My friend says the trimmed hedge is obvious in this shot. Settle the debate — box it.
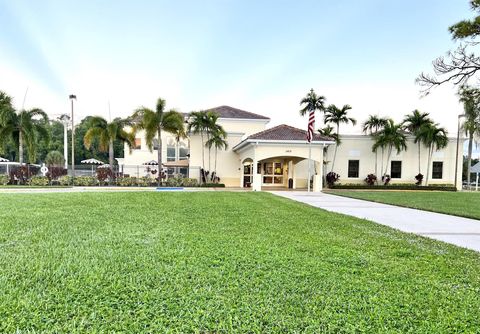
[329,184,456,191]
[29,176,49,186]
[200,183,225,188]
[0,174,8,185]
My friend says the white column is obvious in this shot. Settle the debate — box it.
[252,159,262,191]
[292,162,297,189]
[313,160,322,192]
[240,161,244,188]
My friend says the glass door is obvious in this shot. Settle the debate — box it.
[262,162,283,185]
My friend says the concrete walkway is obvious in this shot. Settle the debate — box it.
[271,191,480,252]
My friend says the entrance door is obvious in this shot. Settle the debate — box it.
[262,162,283,186]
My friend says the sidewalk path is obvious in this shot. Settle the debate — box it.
[271,191,480,252]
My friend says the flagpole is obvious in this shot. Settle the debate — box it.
[308,141,311,192]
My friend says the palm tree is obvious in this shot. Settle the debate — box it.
[0,92,49,164]
[402,110,433,177]
[362,115,389,177]
[324,104,356,172]
[317,125,338,179]
[205,127,228,180]
[204,111,221,171]
[458,86,480,185]
[84,117,134,172]
[132,98,185,185]
[188,111,208,178]
[372,119,407,178]
[299,88,326,117]
[417,123,448,186]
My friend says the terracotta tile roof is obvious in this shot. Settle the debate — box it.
[206,105,270,120]
[246,124,333,141]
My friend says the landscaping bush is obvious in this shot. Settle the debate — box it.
[166,174,184,187]
[46,166,67,180]
[364,174,377,186]
[415,173,424,186]
[9,165,40,185]
[382,174,391,185]
[58,176,73,186]
[330,184,456,191]
[97,168,114,185]
[29,176,49,186]
[326,172,340,187]
[74,176,98,186]
[183,178,198,187]
[116,177,137,187]
[136,177,151,187]
[0,174,9,185]
[200,183,225,188]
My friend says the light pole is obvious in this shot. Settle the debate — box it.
[454,113,465,190]
[69,95,77,183]
[58,114,70,170]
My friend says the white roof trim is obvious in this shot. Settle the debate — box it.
[233,139,335,151]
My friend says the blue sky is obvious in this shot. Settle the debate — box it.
[0,0,475,148]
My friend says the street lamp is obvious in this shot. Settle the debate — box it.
[58,114,70,170]
[69,94,77,182]
[454,113,465,190]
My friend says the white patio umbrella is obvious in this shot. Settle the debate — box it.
[81,158,105,174]
[97,164,111,169]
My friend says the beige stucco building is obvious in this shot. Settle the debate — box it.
[122,106,463,190]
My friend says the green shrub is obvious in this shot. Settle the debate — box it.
[136,177,151,187]
[182,178,198,187]
[330,184,456,191]
[0,174,9,185]
[29,176,49,186]
[200,183,225,188]
[74,176,98,186]
[166,175,184,187]
[58,176,73,186]
[117,177,137,187]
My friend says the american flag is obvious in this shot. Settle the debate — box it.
[306,110,315,142]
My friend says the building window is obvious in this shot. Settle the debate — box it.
[391,161,402,178]
[432,161,443,179]
[348,160,359,178]
[134,138,141,150]
[167,137,176,161]
[178,141,188,160]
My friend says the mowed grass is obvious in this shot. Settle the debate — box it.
[0,192,479,333]
[330,190,480,220]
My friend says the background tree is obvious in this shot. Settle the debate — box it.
[417,123,449,185]
[362,115,389,177]
[188,111,208,177]
[205,126,228,179]
[318,125,338,178]
[402,110,433,178]
[132,98,184,185]
[323,104,356,172]
[372,119,407,178]
[0,95,49,164]
[417,0,480,92]
[84,116,135,172]
[459,86,480,185]
[204,111,222,171]
[300,88,326,117]
[45,150,65,166]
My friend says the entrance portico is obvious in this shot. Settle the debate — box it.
[233,125,334,191]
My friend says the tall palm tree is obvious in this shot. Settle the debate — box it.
[204,111,221,171]
[417,123,448,186]
[84,117,134,172]
[205,126,228,179]
[362,115,389,177]
[318,125,338,178]
[372,119,407,178]
[188,111,208,176]
[324,104,356,172]
[0,93,49,164]
[402,110,433,177]
[299,88,326,117]
[132,98,185,185]
[458,86,480,185]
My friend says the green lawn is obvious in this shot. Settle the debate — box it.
[1,192,479,332]
[330,190,480,220]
